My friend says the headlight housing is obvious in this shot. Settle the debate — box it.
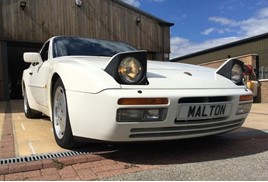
[216,58,245,85]
[118,57,143,84]
[117,108,168,122]
[105,51,148,85]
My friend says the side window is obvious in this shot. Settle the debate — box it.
[40,42,50,61]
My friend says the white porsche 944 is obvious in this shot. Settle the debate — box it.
[22,36,253,148]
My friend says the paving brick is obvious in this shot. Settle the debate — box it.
[58,166,77,178]
[23,170,42,178]
[91,165,118,173]
[41,173,61,181]
[0,175,4,181]
[0,153,13,159]
[111,168,131,176]
[122,166,143,174]
[70,155,88,164]
[5,172,26,181]
[0,147,15,158]
[97,171,115,179]
[57,157,74,166]
[27,173,61,181]
[24,176,44,181]
[137,164,159,171]
[100,159,118,166]
[61,175,81,181]
[0,144,14,150]
[8,163,26,174]
[25,160,43,171]
[73,161,103,171]
[85,154,104,162]
[42,159,54,168]
[76,169,98,180]
[41,167,58,175]
[88,160,104,168]
[0,164,9,175]
[1,138,14,144]
[2,132,13,137]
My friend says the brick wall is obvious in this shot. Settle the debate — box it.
[260,80,268,103]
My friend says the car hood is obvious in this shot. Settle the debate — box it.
[60,56,242,89]
[144,61,239,89]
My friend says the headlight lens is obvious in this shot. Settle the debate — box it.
[231,64,243,84]
[117,108,168,122]
[236,103,252,115]
[118,57,143,83]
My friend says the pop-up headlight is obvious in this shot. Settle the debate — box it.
[216,59,245,85]
[105,51,148,85]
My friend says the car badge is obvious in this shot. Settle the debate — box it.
[184,72,192,76]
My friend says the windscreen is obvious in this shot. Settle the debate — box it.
[53,37,136,58]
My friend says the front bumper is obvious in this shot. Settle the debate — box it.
[66,88,252,142]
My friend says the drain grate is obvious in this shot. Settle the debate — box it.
[0,149,91,165]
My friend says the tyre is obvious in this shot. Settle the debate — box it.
[52,78,75,149]
[23,88,42,118]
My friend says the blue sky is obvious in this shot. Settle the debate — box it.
[121,0,268,58]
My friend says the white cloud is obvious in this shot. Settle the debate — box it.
[208,17,236,25]
[171,7,268,59]
[202,28,215,35]
[208,8,268,37]
[257,7,268,18]
[170,36,239,59]
[121,0,165,7]
[121,0,141,7]
[202,27,235,35]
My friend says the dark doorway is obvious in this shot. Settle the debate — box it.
[7,41,42,99]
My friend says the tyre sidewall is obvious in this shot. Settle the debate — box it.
[23,88,42,118]
[52,78,75,149]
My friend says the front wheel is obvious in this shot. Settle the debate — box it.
[52,78,75,149]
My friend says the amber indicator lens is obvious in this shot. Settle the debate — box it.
[118,98,169,105]
[239,95,253,101]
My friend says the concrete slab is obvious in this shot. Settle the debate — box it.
[0,102,6,140]
[10,100,67,157]
[243,103,268,131]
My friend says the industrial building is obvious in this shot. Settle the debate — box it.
[0,0,174,100]
[171,32,268,102]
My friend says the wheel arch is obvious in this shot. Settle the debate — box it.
[49,73,61,119]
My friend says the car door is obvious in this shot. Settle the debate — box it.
[28,41,51,107]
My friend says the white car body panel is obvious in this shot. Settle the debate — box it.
[66,88,251,141]
[22,36,253,144]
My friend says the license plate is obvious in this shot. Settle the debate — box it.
[177,103,232,120]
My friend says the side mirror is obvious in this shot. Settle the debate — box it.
[23,52,39,63]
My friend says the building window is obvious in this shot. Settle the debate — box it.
[259,66,268,79]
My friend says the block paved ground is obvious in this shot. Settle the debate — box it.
[0,100,267,180]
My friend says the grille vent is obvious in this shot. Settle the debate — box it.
[178,96,231,103]
[0,150,91,165]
